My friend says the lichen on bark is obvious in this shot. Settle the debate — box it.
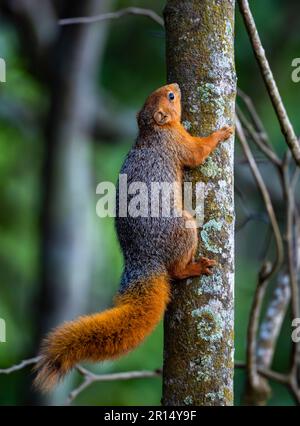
[162,0,236,406]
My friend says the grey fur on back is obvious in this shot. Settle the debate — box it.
[115,129,196,292]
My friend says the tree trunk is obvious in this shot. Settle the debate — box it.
[162,0,236,406]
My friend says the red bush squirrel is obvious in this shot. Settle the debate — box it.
[35,83,233,391]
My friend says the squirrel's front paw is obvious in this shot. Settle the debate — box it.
[215,125,234,142]
[198,256,217,276]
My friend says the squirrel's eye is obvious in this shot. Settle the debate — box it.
[168,92,175,101]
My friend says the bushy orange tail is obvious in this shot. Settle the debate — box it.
[34,274,170,392]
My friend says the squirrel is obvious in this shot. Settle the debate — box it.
[34,83,233,391]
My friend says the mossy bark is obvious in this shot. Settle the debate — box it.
[162,0,236,406]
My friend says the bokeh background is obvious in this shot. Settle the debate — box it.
[0,0,299,405]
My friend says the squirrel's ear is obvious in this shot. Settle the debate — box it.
[153,109,170,125]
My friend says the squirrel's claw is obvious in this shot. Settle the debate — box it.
[218,125,234,141]
[198,257,217,275]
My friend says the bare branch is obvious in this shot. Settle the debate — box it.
[236,117,284,404]
[67,367,161,405]
[282,161,300,373]
[0,356,161,405]
[243,148,300,406]
[237,88,269,144]
[236,118,284,272]
[0,356,42,374]
[235,361,300,404]
[58,7,164,28]
[235,361,289,385]
[236,105,282,167]
[257,273,291,369]
[238,0,300,166]
[245,262,273,404]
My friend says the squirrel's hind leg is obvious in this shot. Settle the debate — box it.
[168,218,217,279]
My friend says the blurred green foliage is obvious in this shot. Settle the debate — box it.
[0,0,299,405]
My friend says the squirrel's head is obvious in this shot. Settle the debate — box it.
[137,83,181,130]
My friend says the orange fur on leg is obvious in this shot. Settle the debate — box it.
[34,275,170,392]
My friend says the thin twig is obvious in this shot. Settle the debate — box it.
[58,7,164,28]
[235,361,300,404]
[282,160,300,374]
[66,367,162,405]
[257,273,291,369]
[0,356,161,404]
[236,118,284,272]
[238,0,300,166]
[251,152,300,405]
[236,105,282,167]
[236,117,284,404]
[259,368,289,385]
[237,88,269,145]
[0,356,42,374]
[235,361,289,385]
